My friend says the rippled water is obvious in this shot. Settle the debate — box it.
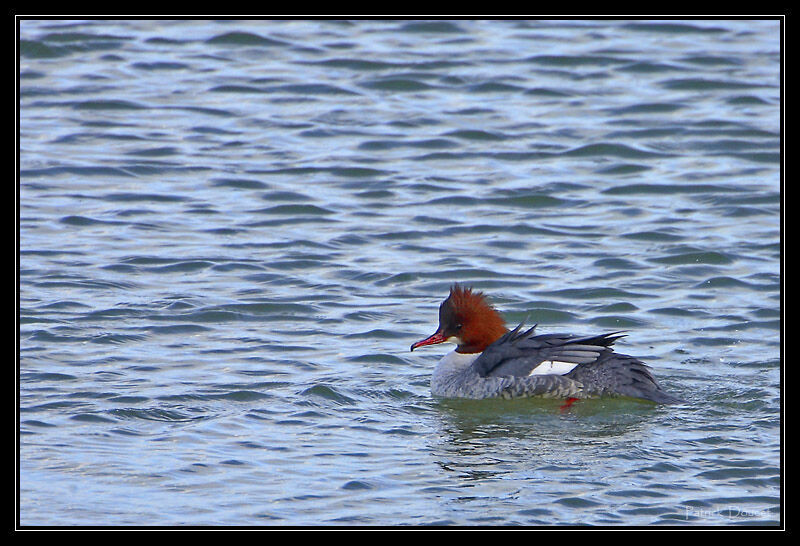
[18,19,781,526]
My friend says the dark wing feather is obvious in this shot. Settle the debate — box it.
[470,323,625,378]
[566,352,685,404]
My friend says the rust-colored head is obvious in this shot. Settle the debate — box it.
[410,284,509,354]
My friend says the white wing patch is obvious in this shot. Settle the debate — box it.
[528,360,580,376]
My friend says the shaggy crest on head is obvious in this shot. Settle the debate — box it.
[446,284,491,317]
[444,285,509,353]
[408,284,509,354]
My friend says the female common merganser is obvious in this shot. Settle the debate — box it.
[410,285,683,404]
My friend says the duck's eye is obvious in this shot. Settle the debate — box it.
[455,323,463,330]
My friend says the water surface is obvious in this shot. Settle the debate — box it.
[19,18,781,526]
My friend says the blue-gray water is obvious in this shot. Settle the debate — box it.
[19,19,781,526]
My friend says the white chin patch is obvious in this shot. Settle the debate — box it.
[529,360,579,376]
[445,336,462,345]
